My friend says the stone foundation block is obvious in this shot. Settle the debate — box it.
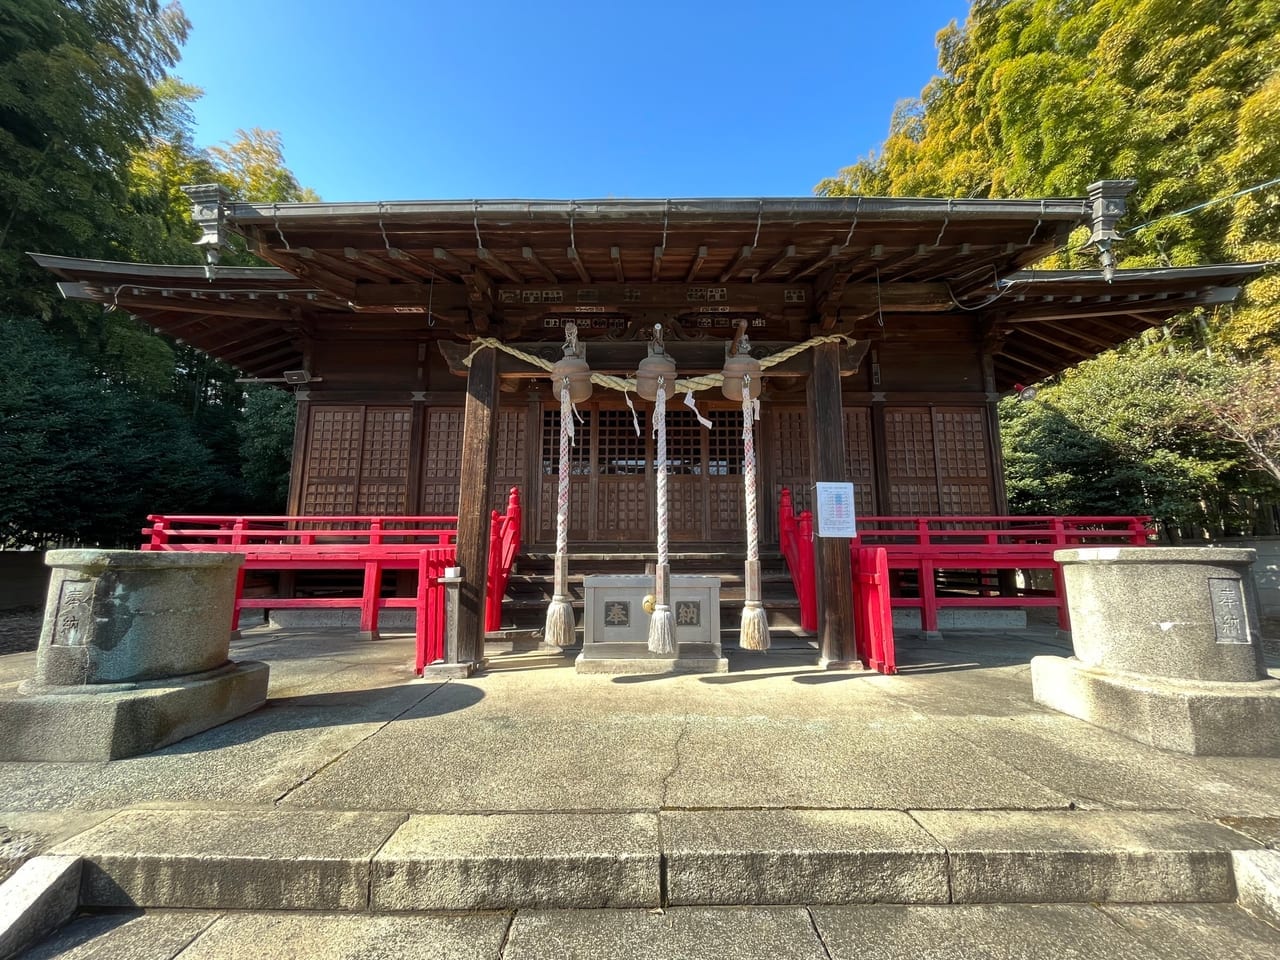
[661,809,949,905]
[0,661,270,761]
[1031,655,1280,757]
[56,808,407,911]
[912,810,1254,903]
[372,812,660,910]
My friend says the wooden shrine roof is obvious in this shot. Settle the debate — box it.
[30,195,1267,390]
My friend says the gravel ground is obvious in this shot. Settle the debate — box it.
[0,608,41,655]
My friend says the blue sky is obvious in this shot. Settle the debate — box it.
[174,1,972,201]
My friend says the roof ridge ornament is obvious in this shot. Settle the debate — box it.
[1088,179,1138,282]
[180,183,230,277]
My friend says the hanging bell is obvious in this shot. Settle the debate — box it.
[635,351,677,402]
[721,351,763,402]
[550,353,593,403]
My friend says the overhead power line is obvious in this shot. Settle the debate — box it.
[1122,176,1280,236]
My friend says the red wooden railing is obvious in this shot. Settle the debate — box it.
[778,489,1153,639]
[778,489,817,633]
[486,487,522,634]
[142,488,522,674]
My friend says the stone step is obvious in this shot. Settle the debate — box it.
[48,807,1259,913]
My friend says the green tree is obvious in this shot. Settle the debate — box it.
[817,0,1280,352]
[238,387,297,511]
[1001,348,1275,537]
[0,316,222,546]
[0,0,190,317]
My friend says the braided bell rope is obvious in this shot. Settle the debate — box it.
[460,333,856,396]
[556,382,571,558]
[742,376,758,565]
[654,381,668,567]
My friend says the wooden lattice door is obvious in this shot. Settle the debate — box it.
[883,406,994,515]
[537,401,751,544]
[298,405,413,515]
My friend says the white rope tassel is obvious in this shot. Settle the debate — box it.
[543,382,576,648]
[739,374,770,650]
[648,380,676,655]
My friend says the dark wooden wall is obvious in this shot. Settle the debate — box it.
[287,327,1005,544]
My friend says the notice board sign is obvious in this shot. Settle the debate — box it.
[815,482,857,538]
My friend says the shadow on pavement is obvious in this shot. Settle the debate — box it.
[158,681,485,755]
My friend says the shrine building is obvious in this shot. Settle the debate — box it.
[31,182,1265,657]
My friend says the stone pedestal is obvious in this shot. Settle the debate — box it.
[1031,547,1280,756]
[576,575,726,674]
[0,550,268,761]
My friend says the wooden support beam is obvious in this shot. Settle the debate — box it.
[266,251,357,301]
[1015,323,1099,360]
[386,247,452,283]
[522,246,559,283]
[754,243,796,282]
[453,345,499,664]
[566,247,592,283]
[476,247,524,284]
[719,245,754,283]
[1040,319,1120,351]
[434,247,473,275]
[438,338,867,378]
[611,245,625,282]
[807,341,856,666]
[292,247,371,283]
[112,295,296,322]
[343,247,423,284]
[685,245,708,282]
[788,244,842,282]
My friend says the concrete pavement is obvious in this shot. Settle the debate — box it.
[2,625,1278,956]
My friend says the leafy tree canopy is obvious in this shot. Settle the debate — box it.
[817,0,1280,353]
[0,0,190,317]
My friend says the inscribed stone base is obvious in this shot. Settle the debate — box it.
[574,653,729,676]
[1031,655,1280,757]
[0,661,269,761]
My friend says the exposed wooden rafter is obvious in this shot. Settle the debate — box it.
[522,246,559,283]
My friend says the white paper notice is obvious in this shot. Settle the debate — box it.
[815,482,857,538]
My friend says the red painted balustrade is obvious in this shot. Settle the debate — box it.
[142,488,522,675]
[778,489,1153,662]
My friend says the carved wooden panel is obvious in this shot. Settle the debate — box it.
[884,408,940,514]
[419,407,463,515]
[842,406,876,518]
[540,406,592,542]
[665,409,704,542]
[883,406,993,516]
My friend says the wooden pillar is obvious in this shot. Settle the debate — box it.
[807,341,857,666]
[453,346,499,664]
